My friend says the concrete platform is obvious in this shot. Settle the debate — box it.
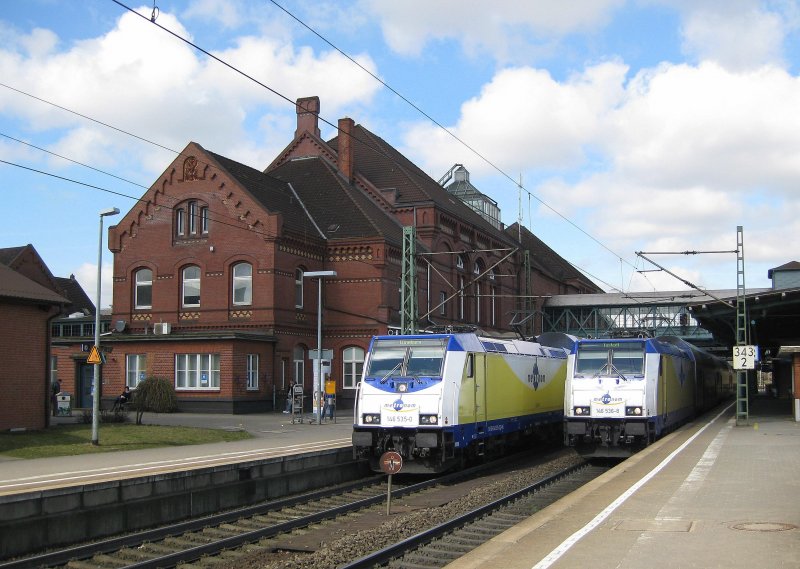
[444,396,800,569]
[0,410,353,495]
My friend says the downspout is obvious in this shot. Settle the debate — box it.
[46,303,65,427]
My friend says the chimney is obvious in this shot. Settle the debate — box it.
[338,117,354,182]
[295,96,320,138]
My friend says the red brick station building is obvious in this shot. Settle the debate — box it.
[2,97,600,427]
[102,96,598,414]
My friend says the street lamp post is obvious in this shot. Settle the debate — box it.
[303,270,336,425]
[92,207,120,445]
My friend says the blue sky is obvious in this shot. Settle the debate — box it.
[2,0,800,309]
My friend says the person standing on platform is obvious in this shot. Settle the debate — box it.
[283,381,294,413]
[51,379,61,416]
[322,375,336,422]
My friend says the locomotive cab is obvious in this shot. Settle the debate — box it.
[352,336,455,473]
[564,340,654,456]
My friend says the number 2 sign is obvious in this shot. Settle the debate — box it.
[732,345,757,370]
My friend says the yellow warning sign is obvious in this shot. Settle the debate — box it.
[87,345,103,365]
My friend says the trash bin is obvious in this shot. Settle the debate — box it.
[56,393,72,417]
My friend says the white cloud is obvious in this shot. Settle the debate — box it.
[182,0,245,29]
[74,261,114,311]
[0,7,381,176]
[402,62,629,177]
[658,0,798,70]
[605,62,800,195]
[680,6,785,70]
[361,0,625,60]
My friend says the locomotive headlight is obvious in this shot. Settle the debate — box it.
[420,414,438,425]
[362,413,381,424]
[573,406,590,416]
[397,382,408,393]
[626,406,643,416]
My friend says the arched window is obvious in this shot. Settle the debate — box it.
[134,268,153,309]
[182,265,201,307]
[232,263,252,305]
[295,268,304,308]
[293,345,305,388]
[343,347,365,389]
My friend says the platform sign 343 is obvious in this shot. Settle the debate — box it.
[732,345,758,370]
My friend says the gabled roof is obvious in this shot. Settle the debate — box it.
[507,223,602,292]
[328,124,516,243]
[0,263,67,305]
[55,275,95,315]
[0,245,26,266]
[205,149,325,238]
[268,156,405,244]
[768,261,800,278]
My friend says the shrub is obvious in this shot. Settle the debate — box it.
[79,409,129,424]
[131,376,178,425]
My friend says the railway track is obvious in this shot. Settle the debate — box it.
[343,462,608,569]
[2,451,571,569]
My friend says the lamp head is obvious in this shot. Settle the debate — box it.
[100,207,120,217]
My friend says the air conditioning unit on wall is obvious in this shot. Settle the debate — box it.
[153,322,171,335]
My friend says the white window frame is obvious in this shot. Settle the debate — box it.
[50,355,58,385]
[188,201,197,234]
[182,266,201,307]
[175,353,220,390]
[201,206,209,234]
[176,208,185,236]
[439,291,446,316]
[232,263,253,305]
[343,346,365,389]
[135,268,153,309]
[293,345,305,388]
[246,354,259,390]
[126,354,147,387]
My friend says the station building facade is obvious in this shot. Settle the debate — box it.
[99,96,600,413]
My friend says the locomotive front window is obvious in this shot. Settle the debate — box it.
[576,342,645,377]
[612,346,645,375]
[366,338,447,378]
[576,346,609,375]
[406,345,445,377]
[367,347,406,377]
